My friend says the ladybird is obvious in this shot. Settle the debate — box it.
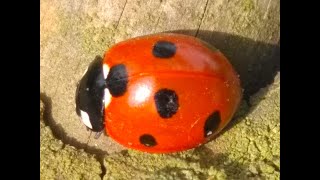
[75,33,242,153]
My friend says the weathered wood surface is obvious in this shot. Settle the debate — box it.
[40,0,279,155]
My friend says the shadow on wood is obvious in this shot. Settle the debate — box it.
[40,92,108,156]
[166,30,280,102]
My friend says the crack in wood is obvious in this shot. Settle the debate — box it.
[195,0,209,37]
[115,0,128,30]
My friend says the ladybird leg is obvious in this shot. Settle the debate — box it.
[94,130,104,139]
[86,127,91,131]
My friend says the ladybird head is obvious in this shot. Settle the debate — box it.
[75,56,105,132]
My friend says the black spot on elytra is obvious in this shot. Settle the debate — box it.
[154,89,179,118]
[106,64,128,97]
[152,41,176,58]
[140,134,157,147]
[204,111,221,137]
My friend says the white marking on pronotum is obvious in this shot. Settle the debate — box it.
[104,88,112,108]
[103,64,110,79]
[80,110,93,129]
[82,67,89,77]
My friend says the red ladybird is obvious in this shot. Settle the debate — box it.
[75,33,242,153]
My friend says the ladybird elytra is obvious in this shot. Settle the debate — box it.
[75,33,242,153]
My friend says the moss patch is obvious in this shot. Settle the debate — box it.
[40,101,102,180]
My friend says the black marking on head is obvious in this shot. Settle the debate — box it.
[75,55,105,132]
[106,64,128,97]
[152,41,176,58]
[154,88,179,118]
[204,111,221,137]
[140,134,157,147]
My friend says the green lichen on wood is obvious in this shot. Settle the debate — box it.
[104,150,228,180]
[54,6,115,56]
[40,101,102,180]
[241,0,255,12]
[80,26,116,55]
